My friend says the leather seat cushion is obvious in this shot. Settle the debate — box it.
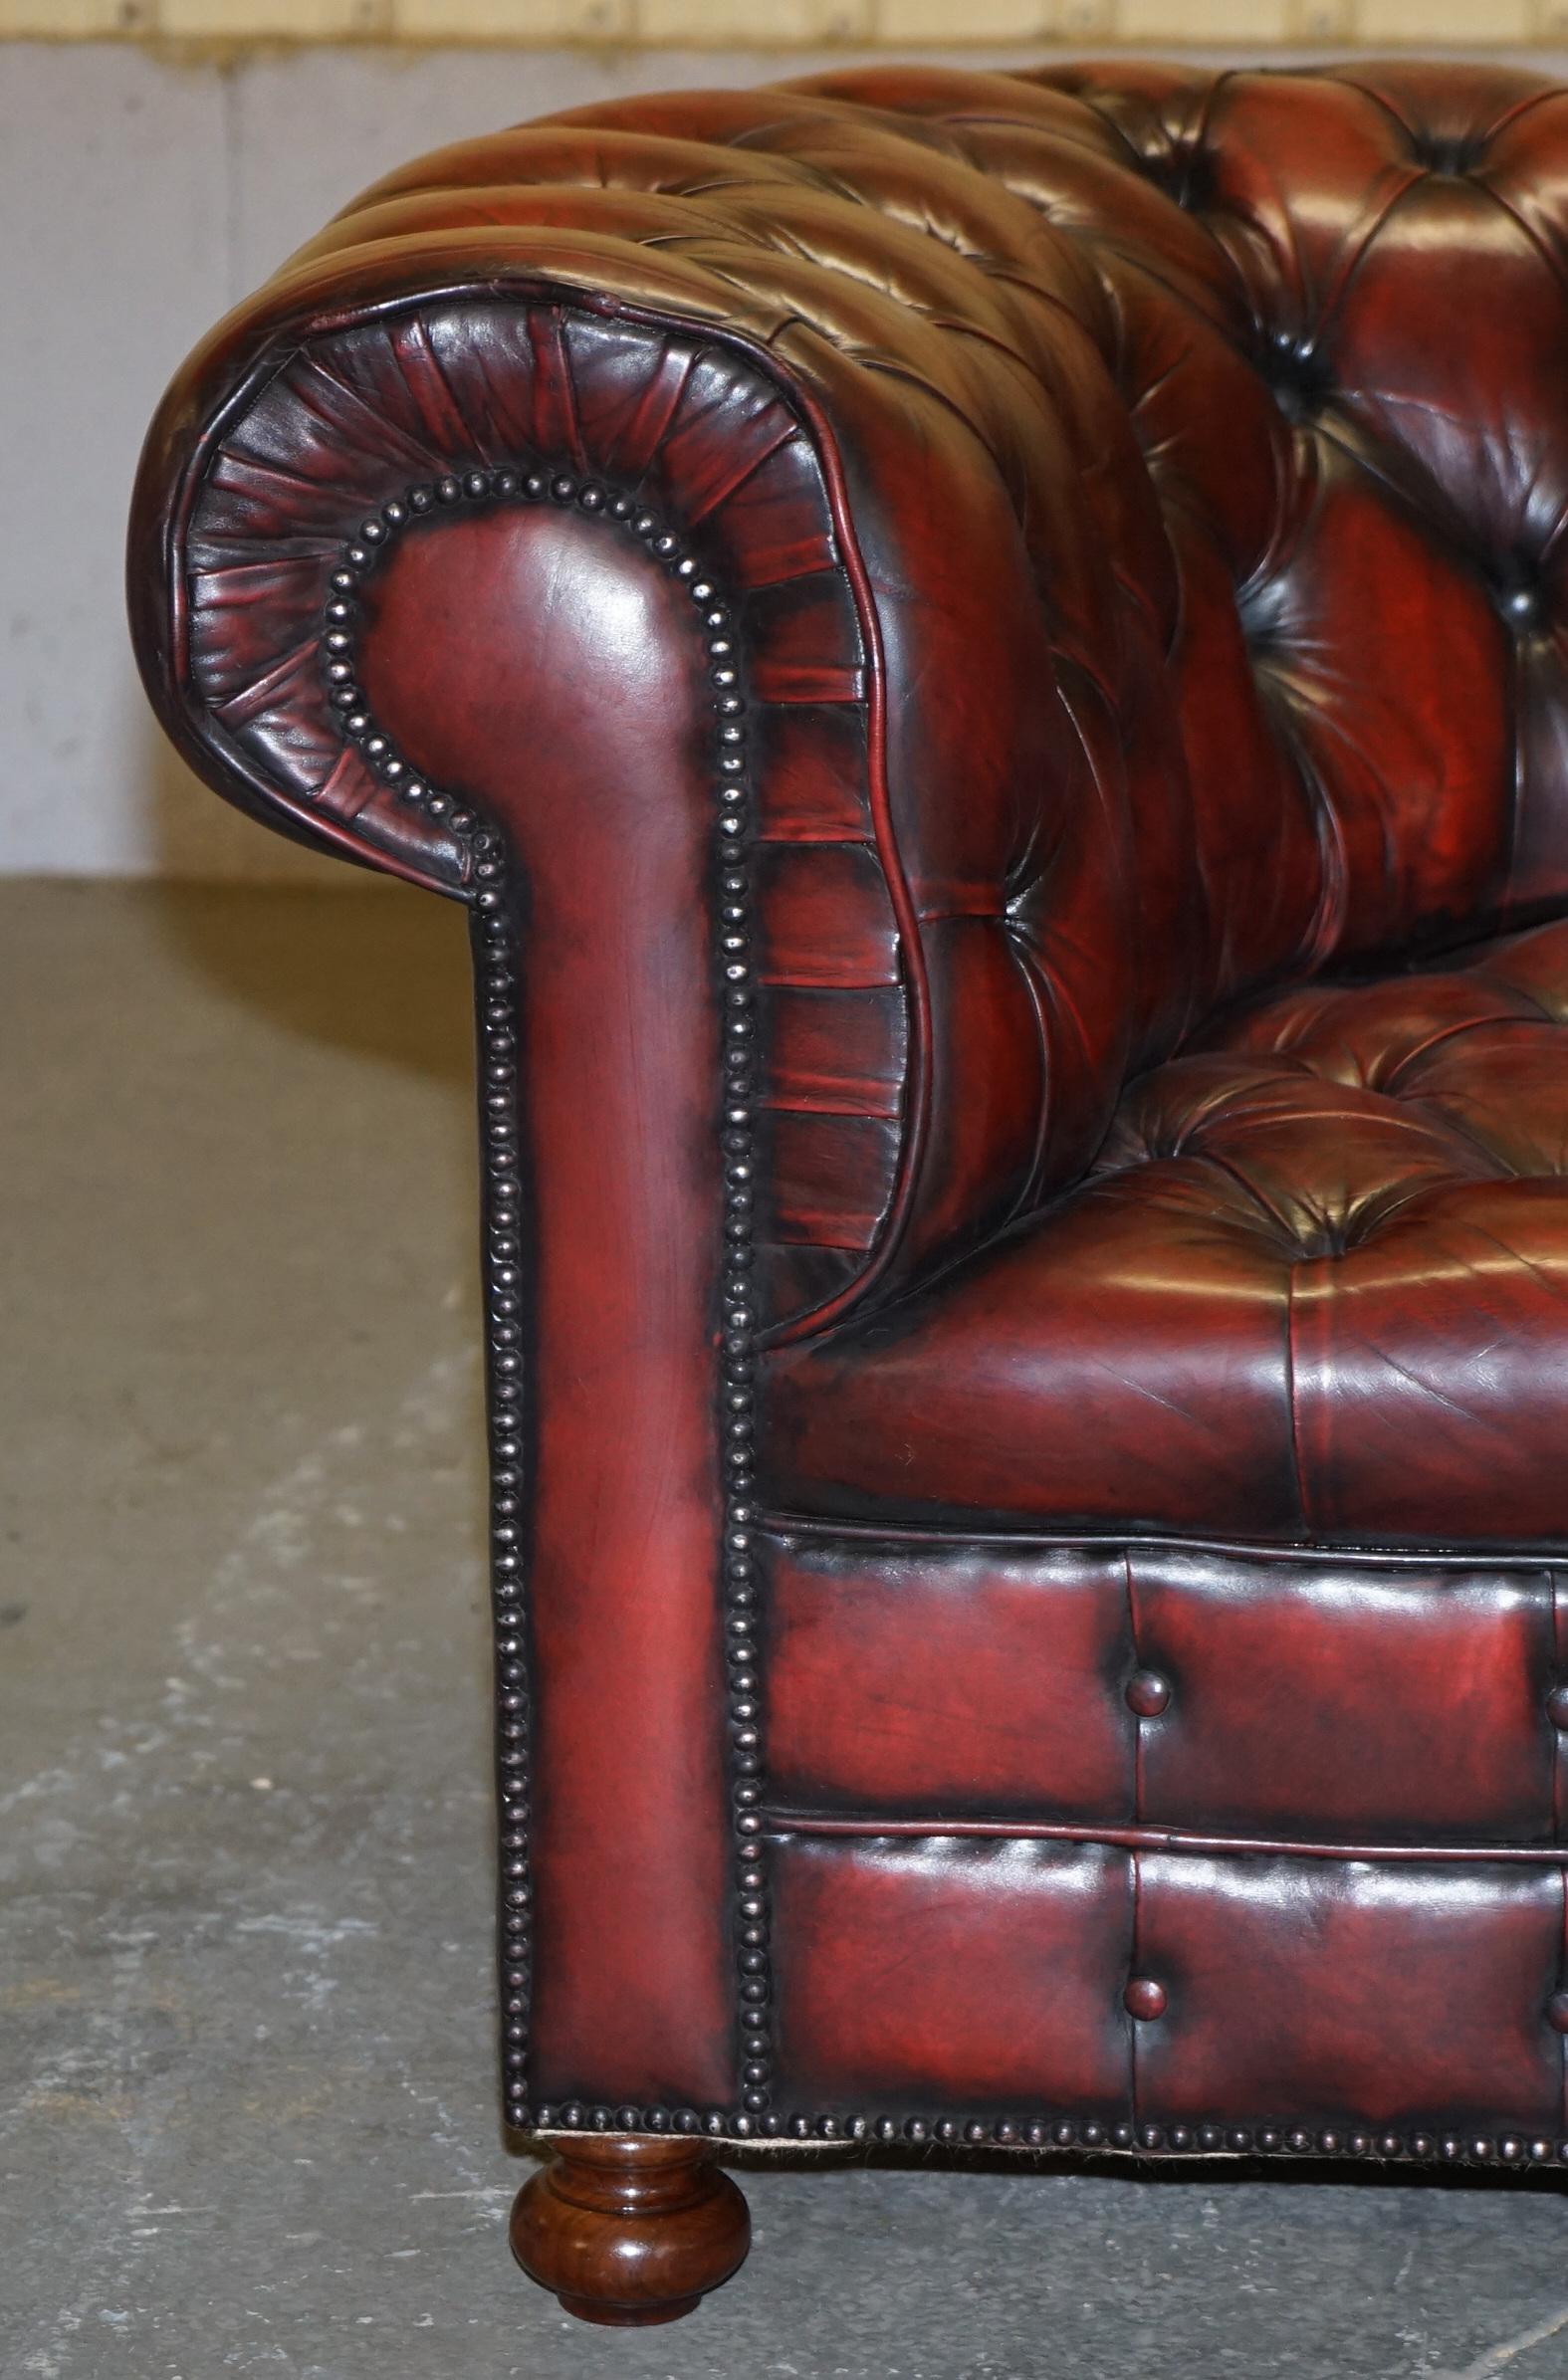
[763,917,1568,1546]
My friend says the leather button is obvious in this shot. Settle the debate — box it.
[1125,1669,1172,1718]
[1124,1978,1168,2022]
[1547,1685,1568,1729]
[1547,1992,1568,2035]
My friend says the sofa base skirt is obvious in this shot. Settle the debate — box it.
[764,1826,1568,2139]
[515,1819,1568,2164]
[512,1525,1568,2160]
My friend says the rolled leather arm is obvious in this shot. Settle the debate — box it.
[126,68,1218,1342]
[124,61,1289,2120]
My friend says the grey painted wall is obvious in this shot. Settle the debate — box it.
[3,39,1553,876]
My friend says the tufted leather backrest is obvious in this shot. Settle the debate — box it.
[353,61,1568,1311]
[137,61,1568,1334]
[582,58,1568,1014]
[995,59,1568,967]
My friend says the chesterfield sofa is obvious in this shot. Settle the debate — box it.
[131,56,1568,2325]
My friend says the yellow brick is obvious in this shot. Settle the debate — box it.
[0,0,148,28]
[876,0,1047,34]
[1052,0,1115,33]
[393,0,633,36]
[1288,0,1353,38]
[1360,0,1530,33]
[153,0,387,31]
[1118,0,1291,38]
[638,0,870,40]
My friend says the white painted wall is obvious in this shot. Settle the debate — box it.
[3,39,1559,876]
[6,42,885,879]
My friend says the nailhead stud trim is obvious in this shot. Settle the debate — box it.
[315,460,1567,2174]
[521,2107,1568,2165]
[475,862,532,2132]
[319,459,771,2129]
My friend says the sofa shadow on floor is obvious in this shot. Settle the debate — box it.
[8,876,1568,2378]
[139,710,474,1088]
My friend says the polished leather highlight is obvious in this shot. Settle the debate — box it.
[128,60,1568,2182]
[763,1532,1568,1846]
[769,1836,1568,2135]
[141,60,1568,1337]
[364,500,739,2109]
[765,919,1568,1542]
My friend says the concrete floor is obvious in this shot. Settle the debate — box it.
[6,880,1568,2380]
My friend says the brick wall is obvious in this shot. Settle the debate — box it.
[5,0,1565,53]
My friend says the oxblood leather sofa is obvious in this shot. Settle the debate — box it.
[131,55,1568,2325]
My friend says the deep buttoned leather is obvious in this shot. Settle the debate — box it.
[765,917,1568,1542]
[129,60,1568,2163]
[138,60,1568,1336]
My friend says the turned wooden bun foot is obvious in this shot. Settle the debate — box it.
[510,2136,750,2326]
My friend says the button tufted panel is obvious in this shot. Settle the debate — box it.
[132,60,1568,1336]
[128,59,1568,2179]
[766,1834,1568,2138]
[761,1532,1568,1846]
[765,918,1568,1543]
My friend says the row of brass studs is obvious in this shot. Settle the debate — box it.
[320,460,772,2126]
[474,864,531,2126]
[323,487,531,2119]
[705,541,772,2120]
[522,2101,1568,2165]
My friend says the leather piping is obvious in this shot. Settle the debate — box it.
[762,1809,1568,1866]
[762,1509,1568,1569]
